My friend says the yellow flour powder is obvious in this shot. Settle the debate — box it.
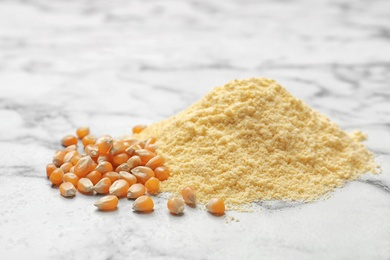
[137,78,378,206]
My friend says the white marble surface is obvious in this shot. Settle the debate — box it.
[1,0,390,259]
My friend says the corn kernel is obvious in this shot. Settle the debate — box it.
[127,156,141,170]
[118,171,137,186]
[97,136,113,155]
[63,150,79,164]
[53,150,66,167]
[145,155,165,170]
[112,153,128,168]
[76,126,89,139]
[60,162,73,173]
[132,125,147,134]
[93,177,111,194]
[167,197,185,215]
[82,134,96,147]
[109,179,130,198]
[59,182,77,197]
[206,198,225,215]
[135,149,155,164]
[182,186,196,205]
[74,156,93,178]
[154,166,170,181]
[132,195,154,212]
[95,161,113,174]
[145,177,160,195]
[127,183,146,199]
[94,195,118,211]
[131,166,155,184]
[86,170,102,185]
[77,178,94,194]
[61,135,78,147]
[50,168,64,185]
[115,163,130,173]
[102,171,119,183]
[63,172,79,187]
[46,163,57,178]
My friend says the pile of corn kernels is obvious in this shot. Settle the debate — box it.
[45,126,225,215]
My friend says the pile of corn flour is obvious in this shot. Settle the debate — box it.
[137,78,378,207]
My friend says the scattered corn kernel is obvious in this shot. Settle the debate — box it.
[53,150,66,167]
[109,179,130,198]
[167,197,185,215]
[60,162,73,173]
[145,155,165,170]
[127,156,141,170]
[85,144,99,158]
[50,168,64,185]
[135,149,155,164]
[63,172,79,187]
[76,126,90,139]
[94,195,118,211]
[118,171,137,186]
[64,144,77,152]
[59,182,77,197]
[86,170,102,185]
[46,163,57,178]
[77,178,94,194]
[102,171,119,183]
[97,136,113,155]
[131,166,155,184]
[132,125,147,134]
[154,166,170,181]
[95,161,113,174]
[145,177,160,195]
[82,134,96,147]
[132,195,154,212]
[61,135,78,147]
[93,177,111,194]
[182,186,196,205]
[112,153,128,167]
[63,150,79,164]
[74,156,93,178]
[127,183,146,199]
[206,198,225,215]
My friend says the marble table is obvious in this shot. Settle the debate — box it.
[1,0,389,259]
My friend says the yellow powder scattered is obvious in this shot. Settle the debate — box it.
[137,78,379,207]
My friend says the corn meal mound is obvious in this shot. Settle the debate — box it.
[137,78,378,206]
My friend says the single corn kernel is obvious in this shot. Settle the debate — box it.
[115,163,130,173]
[145,155,165,170]
[85,144,99,158]
[118,171,137,186]
[74,156,93,178]
[167,197,185,215]
[93,177,111,194]
[46,163,57,178]
[144,144,158,153]
[52,150,67,167]
[94,195,118,211]
[97,136,113,155]
[131,166,155,184]
[132,125,147,134]
[112,153,128,168]
[182,186,196,205]
[127,156,142,170]
[135,149,155,164]
[206,198,225,215]
[125,144,142,157]
[64,144,77,152]
[61,135,78,147]
[154,166,170,181]
[60,162,73,173]
[109,140,124,156]
[102,171,119,183]
[109,179,130,198]
[82,134,97,147]
[86,170,102,185]
[145,177,160,195]
[63,150,79,164]
[132,195,154,212]
[63,172,79,187]
[97,154,113,164]
[127,183,146,199]
[144,137,156,146]
[59,182,77,197]
[76,126,90,139]
[77,178,94,194]
[50,168,64,185]
[71,154,82,166]
[95,161,113,174]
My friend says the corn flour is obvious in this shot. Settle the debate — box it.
[137,78,378,206]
